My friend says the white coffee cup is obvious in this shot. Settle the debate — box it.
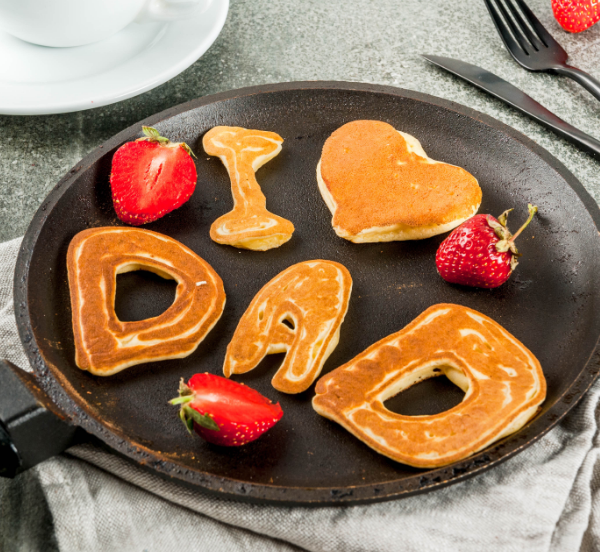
[0,0,213,48]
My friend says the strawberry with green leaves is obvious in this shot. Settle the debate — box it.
[110,126,197,225]
[436,204,537,289]
[170,374,283,446]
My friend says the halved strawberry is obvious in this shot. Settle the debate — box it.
[169,374,283,446]
[110,126,197,225]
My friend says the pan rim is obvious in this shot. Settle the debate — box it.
[14,80,600,506]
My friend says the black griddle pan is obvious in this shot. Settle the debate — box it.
[4,82,600,506]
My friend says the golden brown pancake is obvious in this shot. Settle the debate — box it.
[203,126,295,251]
[67,227,226,376]
[312,304,546,468]
[318,120,482,243]
[223,260,352,394]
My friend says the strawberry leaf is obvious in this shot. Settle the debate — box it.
[142,126,160,139]
[141,126,170,145]
[171,377,220,434]
[179,407,194,435]
[180,142,198,159]
[178,377,193,396]
[169,379,194,405]
[183,405,220,431]
[140,126,196,158]
[487,216,512,241]
[497,208,513,227]
[495,239,511,253]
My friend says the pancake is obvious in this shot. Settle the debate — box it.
[318,120,482,243]
[224,260,352,394]
[203,126,295,251]
[312,304,546,468]
[67,227,226,376]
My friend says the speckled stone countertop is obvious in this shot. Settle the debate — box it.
[1,0,600,241]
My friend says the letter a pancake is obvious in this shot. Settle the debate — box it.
[318,120,482,243]
[67,227,226,376]
[313,304,546,468]
[203,126,294,251]
[224,260,352,394]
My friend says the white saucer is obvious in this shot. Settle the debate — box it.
[0,0,229,115]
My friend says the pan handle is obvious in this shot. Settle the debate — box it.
[0,359,80,478]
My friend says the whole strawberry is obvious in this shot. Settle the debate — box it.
[552,0,600,33]
[436,204,537,289]
[110,126,197,225]
[169,374,283,446]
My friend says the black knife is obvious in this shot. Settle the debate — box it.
[422,55,600,160]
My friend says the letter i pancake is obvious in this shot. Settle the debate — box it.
[203,126,295,251]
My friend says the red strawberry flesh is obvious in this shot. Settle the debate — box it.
[436,204,537,289]
[436,214,513,288]
[552,0,600,33]
[110,127,197,226]
[170,373,283,447]
[189,373,280,425]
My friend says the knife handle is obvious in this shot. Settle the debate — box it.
[531,109,600,161]
[422,55,600,161]
[554,65,600,104]
[503,91,600,160]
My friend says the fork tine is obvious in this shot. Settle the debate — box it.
[504,0,544,50]
[516,0,563,50]
[484,0,530,57]
[493,0,532,53]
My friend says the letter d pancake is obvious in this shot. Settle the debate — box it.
[67,227,226,376]
[312,304,546,468]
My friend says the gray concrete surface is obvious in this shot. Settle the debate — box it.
[1,2,599,549]
[1,0,600,241]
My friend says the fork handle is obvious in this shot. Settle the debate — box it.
[554,65,600,103]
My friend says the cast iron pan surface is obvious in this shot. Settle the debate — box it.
[14,82,600,505]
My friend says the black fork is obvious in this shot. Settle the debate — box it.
[485,0,600,102]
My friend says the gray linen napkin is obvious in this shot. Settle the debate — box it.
[1,235,600,552]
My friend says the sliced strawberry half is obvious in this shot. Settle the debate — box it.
[169,373,283,446]
[110,126,197,226]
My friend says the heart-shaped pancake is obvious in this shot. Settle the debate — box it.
[317,120,482,243]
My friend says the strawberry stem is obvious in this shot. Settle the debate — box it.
[509,204,538,243]
[169,395,194,406]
